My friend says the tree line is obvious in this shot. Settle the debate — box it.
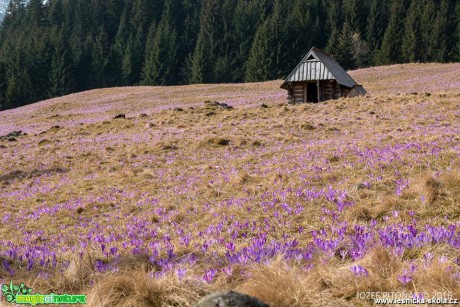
[0,0,459,110]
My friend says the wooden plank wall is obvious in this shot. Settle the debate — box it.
[287,88,294,104]
[291,83,304,104]
[322,81,333,101]
[333,81,342,99]
[287,80,345,103]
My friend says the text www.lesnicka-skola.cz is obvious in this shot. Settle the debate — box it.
[357,292,459,305]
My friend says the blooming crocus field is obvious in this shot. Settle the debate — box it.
[1,63,460,306]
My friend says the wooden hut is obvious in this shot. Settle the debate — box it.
[280,47,367,103]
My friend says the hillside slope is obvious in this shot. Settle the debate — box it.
[1,63,459,134]
[1,63,460,306]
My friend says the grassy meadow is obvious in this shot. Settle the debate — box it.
[1,63,460,306]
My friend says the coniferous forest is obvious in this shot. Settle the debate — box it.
[0,0,459,110]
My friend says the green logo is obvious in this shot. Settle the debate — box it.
[1,281,86,305]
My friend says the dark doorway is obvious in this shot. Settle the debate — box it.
[307,82,318,103]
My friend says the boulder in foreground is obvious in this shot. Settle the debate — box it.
[195,290,268,307]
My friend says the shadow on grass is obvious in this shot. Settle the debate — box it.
[0,167,68,183]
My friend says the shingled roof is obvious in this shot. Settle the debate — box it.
[281,47,359,89]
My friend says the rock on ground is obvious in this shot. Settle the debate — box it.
[195,291,268,307]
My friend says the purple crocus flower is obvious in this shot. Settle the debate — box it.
[423,252,434,262]
[339,249,348,260]
[27,259,34,271]
[203,268,218,283]
[222,266,233,276]
[398,275,412,285]
[225,242,235,252]
[175,268,187,280]
[95,260,106,272]
[109,247,118,256]
[350,265,368,277]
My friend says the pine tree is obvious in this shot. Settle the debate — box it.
[244,17,277,82]
[325,0,342,37]
[419,0,436,62]
[131,0,162,32]
[212,0,235,83]
[104,0,124,39]
[401,0,421,63]
[457,1,460,61]
[213,55,231,83]
[343,0,367,34]
[431,0,449,62]
[177,0,200,84]
[282,0,314,75]
[67,0,91,91]
[89,0,105,31]
[0,63,6,110]
[49,0,65,26]
[351,32,369,67]
[228,0,258,82]
[338,22,357,70]
[113,0,133,85]
[5,40,33,108]
[23,28,52,102]
[130,21,147,85]
[375,0,405,65]
[141,0,178,85]
[250,0,271,27]
[244,0,285,82]
[327,22,357,70]
[188,33,206,84]
[141,21,157,85]
[366,0,387,64]
[90,26,111,88]
[303,0,326,48]
[121,35,136,85]
[1,0,26,38]
[48,28,73,97]
[127,0,160,83]
[188,0,219,84]
[326,26,341,60]
[25,0,44,28]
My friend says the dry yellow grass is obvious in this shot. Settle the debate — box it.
[1,63,460,306]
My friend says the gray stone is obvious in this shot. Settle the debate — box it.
[0,130,23,140]
[195,291,268,307]
[7,130,22,137]
[113,113,126,119]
